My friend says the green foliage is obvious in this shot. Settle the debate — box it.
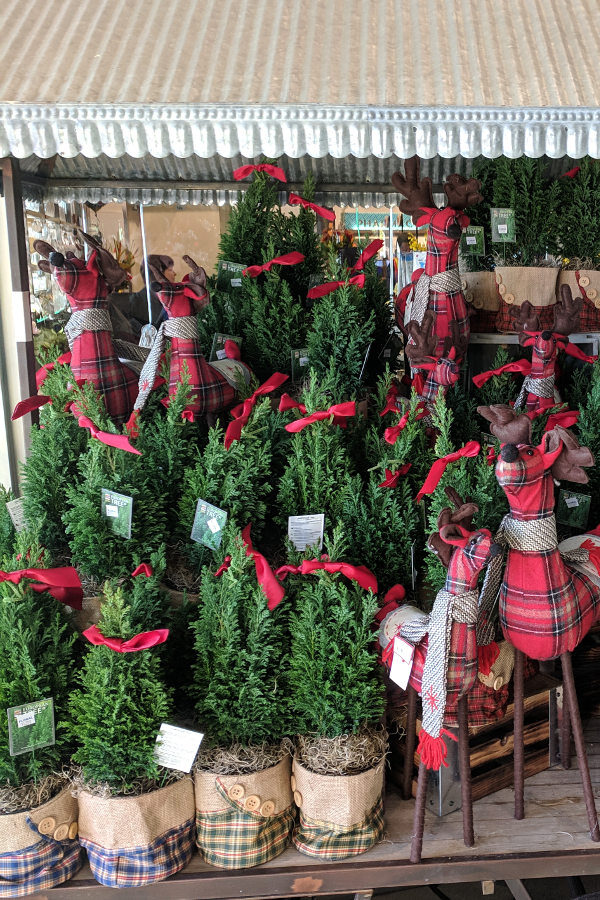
[446,380,480,445]
[190,535,289,747]
[574,360,600,525]
[475,346,521,411]
[562,360,593,412]
[69,582,171,791]
[272,172,326,300]
[0,540,77,787]
[0,486,16,564]
[286,528,384,737]
[218,169,281,266]
[557,158,600,264]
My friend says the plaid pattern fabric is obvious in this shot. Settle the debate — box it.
[408,624,478,712]
[293,796,384,860]
[157,284,237,414]
[419,355,460,403]
[468,307,498,333]
[80,816,195,888]
[0,835,82,898]
[578,296,600,331]
[196,780,294,869]
[54,252,137,424]
[496,301,555,333]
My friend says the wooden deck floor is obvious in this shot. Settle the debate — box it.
[43,720,600,899]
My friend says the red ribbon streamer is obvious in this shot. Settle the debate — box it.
[564,343,597,365]
[12,395,52,420]
[243,252,305,278]
[384,403,428,445]
[77,415,142,455]
[276,559,378,594]
[378,465,411,488]
[83,624,169,653]
[284,401,356,433]
[416,441,481,503]
[564,166,581,178]
[352,240,384,272]
[544,409,580,431]
[36,352,72,389]
[278,393,307,414]
[287,193,335,221]
[472,359,531,388]
[374,584,407,625]
[307,274,365,299]
[224,372,289,449]
[181,409,195,422]
[233,164,287,183]
[486,445,497,466]
[0,567,83,609]
[214,556,232,577]
[242,525,285,611]
[131,563,153,577]
[379,384,400,417]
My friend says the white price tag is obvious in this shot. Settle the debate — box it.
[389,638,415,690]
[466,236,477,245]
[497,224,508,234]
[565,496,580,508]
[230,278,242,288]
[16,711,36,728]
[299,356,309,367]
[216,349,228,360]
[105,504,119,518]
[207,517,221,534]
[154,723,204,773]
[288,513,325,552]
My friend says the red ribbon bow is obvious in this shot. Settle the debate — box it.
[564,166,581,178]
[472,359,531,389]
[233,164,287,183]
[242,525,285,611]
[352,240,384,272]
[486,445,497,466]
[379,384,400,417]
[83,624,169,653]
[378,465,411,488]
[287,193,335,221]
[131,563,153,577]
[214,556,232,577]
[12,395,52,420]
[76,415,142,455]
[374,584,407,625]
[181,409,195,422]
[307,274,365,300]
[384,403,428,445]
[417,441,481,503]
[0,567,83,609]
[243,252,305,278]
[224,372,289,449]
[276,559,378,593]
[278,393,307,414]
[36,351,72,389]
[284,401,356,433]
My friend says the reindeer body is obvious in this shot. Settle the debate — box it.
[517,330,563,412]
[52,252,138,423]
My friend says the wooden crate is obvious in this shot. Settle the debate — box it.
[388,674,560,811]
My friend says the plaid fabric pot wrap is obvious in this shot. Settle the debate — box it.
[77,777,195,887]
[194,755,294,869]
[495,267,559,332]
[292,757,385,859]
[0,786,82,897]
[557,270,600,331]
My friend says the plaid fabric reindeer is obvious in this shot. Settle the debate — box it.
[392,156,482,360]
[34,233,139,424]
[405,310,466,409]
[133,256,252,417]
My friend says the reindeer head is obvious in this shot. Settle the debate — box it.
[428,487,478,568]
[148,254,210,317]
[438,523,499,592]
[34,230,123,310]
[406,312,465,399]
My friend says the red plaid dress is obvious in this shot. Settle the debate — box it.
[55,252,138,424]
[496,448,600,660]
[156,285,238,414]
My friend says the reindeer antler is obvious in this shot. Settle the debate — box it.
[477,404,532,445]
[405,310,437,368]
[428,487,478,568]
[444,173,483,211]
[182,254,210,305]
[391,156,435,221]
[511,300,541,339]
[547,425,594,483]
[78,230,125,289]
[554,285,583,336]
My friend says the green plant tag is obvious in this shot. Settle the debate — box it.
[216,260,246,291]
[291,348,309,381]
[491,208,516,243]
[288,514,325,552]
[6,498,26,532]
[209,333,243,362]
[556,490,591,530]
[191,500,227,550]
[8,698,55,756]
[101,489,133,539]
[461,226,485,256]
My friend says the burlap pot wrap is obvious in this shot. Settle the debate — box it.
[495,267,559,332]
[557,270,600,331]
[478,640,516,690]
[292,757,385,859]
[78,777,195,888]
[194,755,294,869]
[462,272,499,311]
[0,786,82,897]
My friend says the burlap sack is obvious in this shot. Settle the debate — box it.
[462,272,499,311]
[194,755,294,868]
[292,757,384,829]
[557,270,600,330]
[0,787,82,897]
[78,777,195,887]
[496,267,560,332]
[477,641,516,690]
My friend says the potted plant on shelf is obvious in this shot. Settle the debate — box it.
[557,158,600,330]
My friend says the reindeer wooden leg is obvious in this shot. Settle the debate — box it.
[561,652,600,841]
[403,686,418,801]
[457,695,474,847]
[410,761,428,864]
[513,649,525,821]
[561,682,571,770]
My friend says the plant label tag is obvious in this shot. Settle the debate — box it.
[6,498,26,532]
[154,723,204,773]
[491,208,516,243]
[389,638,414,690]
[466,236,477,245]
[461,226,485,256]
[288,513,325,552]
[291,348,310,381]
[557,490,591,529]
[191,500,227,550]
[209,333,243,362]
[216,260,246,291]
[101,489,133,539]
[8,698,55,757]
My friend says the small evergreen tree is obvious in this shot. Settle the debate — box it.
[557,158,600,265]
[190,534,289,748]
[573,360,600,525]
[475,346,522,413]
[0,487,16,563]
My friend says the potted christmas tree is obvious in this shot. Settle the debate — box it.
[0,537,83,896]
[190,532,295,868]
[69,559,196,887]
[557,158,600,330]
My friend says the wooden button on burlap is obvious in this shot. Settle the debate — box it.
[504,293,515,304]
[68,821,78,840]
[498,283,507,296]
[587,288,598,300]
[260,800,275,817]
[293,790,303,807]
[37,816,56,835]
[496,273,503,285]
[579,275,590,287]
[244,794,261,812]
[461,278,468,290]
[53,823,69,841]
[228,784,245,801]
[493,676,504,691]
[290,775,296,792]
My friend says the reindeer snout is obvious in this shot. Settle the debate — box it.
[500,443,520,463]
[49,251,65,267]
[489,542,503,559]
[541,330,552,340]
